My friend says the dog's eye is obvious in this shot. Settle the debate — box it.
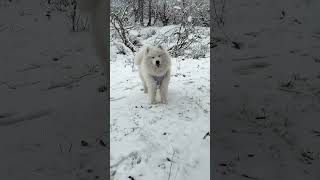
[158,55,161,57]
[152,57,155,59]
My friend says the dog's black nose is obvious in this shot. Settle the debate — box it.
[156,60,160,65]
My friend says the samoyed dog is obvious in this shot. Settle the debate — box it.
[135,46,171,104]
[78,0,107,81]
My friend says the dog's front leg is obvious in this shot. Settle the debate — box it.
[146,77,157,104]
[160,70,170,104]
[139,69,148,93]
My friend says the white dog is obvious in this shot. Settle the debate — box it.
[135,46,171,104]
[78,0,108,81]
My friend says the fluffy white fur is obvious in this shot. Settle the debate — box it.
[78,0,108,81]
[135,46,171,104]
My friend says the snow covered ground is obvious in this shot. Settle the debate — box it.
[213,0,320,179]
[0,1,108,179]
[110,26,210,180]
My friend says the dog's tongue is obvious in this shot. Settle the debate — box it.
[156,64,160,68]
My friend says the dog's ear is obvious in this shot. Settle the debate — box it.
[145,47,150,54]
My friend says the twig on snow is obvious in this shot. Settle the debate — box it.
[167,149,176,180]
[203,131,210,139]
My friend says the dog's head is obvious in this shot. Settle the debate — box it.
[144,45,170,69]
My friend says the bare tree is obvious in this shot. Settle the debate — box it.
[153,1,159,25]
[147,0,152,26]
[70,0,77,32]
[138,0,144,26]
[132,0,139,22]
[161,0,169,26]
[111,5,136,52]
[110,0,209,27]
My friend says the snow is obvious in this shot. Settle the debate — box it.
[110,26,210,180]
[187,16,192,22]
[213,0,320,179]
[0,1,108,179]
[173,6,181,10]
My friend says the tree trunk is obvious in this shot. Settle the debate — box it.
[138,0,144,26]
[71,0,77,32]
[134,9,138,22]
[181,0,187,25]
[133,0,138,23]
[182,0,186,9]
[147,0,152,26]
[153,5,158,25]
[162,0,168,26]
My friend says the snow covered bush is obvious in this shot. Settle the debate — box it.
[190,43,209,59]
[41,0,89,32]
[139,28,157,39]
